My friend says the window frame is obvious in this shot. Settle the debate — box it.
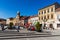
[47,9,49,13]
[44,10,46,13]
[51,14,53,19]
[39,17,40,20]
[47,15,49,19]
[39,12,40,15]
[51,7,53,12]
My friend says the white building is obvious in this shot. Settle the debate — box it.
[28,16,39,25]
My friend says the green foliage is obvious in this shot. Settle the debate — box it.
[9,22,13,29]
[35,22,41,31]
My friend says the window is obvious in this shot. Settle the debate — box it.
[39,17,40,20]
[47,9,49,13]
[51,14,53,19]
[44,10,46,13]
[59,19,60,21]
[57,15,60,19]
[47,15,49,19]
[39,12,40,15]
[41,17,43,20]
[51,8,53,12]
[49,24,53,28]
[57,24,60,28]
[44,16,46,19]
[57,15,60,21]
[42,11,43,14]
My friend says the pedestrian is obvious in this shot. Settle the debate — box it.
[17,26,20,32]
[15,24,20,32]
[1,24,4,31]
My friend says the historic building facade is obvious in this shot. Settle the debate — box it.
[28,16,39,25]
[6,11,24,26]
[38,2,60,29]
[0,18,6,25]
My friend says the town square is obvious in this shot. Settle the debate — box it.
[0,0,60,40]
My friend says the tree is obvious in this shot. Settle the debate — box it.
[9,22,13,29]
[35,22,42,32]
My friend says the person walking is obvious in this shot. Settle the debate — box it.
[15,24,20,32]
[1,24,4,31]
[17,26,20,32]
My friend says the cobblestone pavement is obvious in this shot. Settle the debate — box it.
[0,29,60,40]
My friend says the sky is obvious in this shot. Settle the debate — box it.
[0,0,60,19]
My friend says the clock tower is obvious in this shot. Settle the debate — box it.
[15,11,20,24]
[16,11,20,19]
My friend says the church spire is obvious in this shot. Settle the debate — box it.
[17,11,20,16]
[16,11,20,19]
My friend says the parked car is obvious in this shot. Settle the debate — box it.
[12,26,16,29]
[4,26,8,29]
[24,23,30,28]
[28,26,35,31]
[8,25,16,29]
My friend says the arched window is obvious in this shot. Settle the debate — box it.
[51,8,53,12]
[42,11,43,14]
[44,16,46,19]
[39,17,40,20]
[51,14,53,19]
[41,16,43,20]
[47,15,49,19]
[47,9,49,13]
[44,10,46,13]
[39,12,40,15]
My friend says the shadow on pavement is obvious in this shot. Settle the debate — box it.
[0,30,60,40]
[0,35,60,40]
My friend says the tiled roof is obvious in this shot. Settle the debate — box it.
[28,15,38,19]
[56,8,60,11]
[20,16,29,20]
[8,16,38,20]
[28,16,34,19]
[8,17,14,20]
[0,18,6,21]
[39,2,60,10]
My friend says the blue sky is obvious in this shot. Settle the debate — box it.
[0,0,60,19]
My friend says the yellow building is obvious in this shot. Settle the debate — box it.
[38,2,60,29]
[6,11,24,26]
